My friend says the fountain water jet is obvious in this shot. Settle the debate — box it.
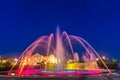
[9,27,111,76]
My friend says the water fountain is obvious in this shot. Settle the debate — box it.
[9,27,111,76]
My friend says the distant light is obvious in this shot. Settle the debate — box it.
[14,58,18,62]
[11,73,15,76]
[96,58,99,61]
[23,62,26,65]
[49,55,57,64]
[102,56,106,60]
[2,60,6,63]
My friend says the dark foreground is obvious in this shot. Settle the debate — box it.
[0,74,120,80]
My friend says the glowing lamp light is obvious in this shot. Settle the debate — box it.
[14,58,18,62]
[96,58,99,61]
[11,73,15,76]
[102,56,106,60]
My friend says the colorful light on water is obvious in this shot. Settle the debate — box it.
[9,27,111,76]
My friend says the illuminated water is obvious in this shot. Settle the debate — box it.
[9,27,111,76]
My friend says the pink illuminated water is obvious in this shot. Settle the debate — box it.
[9,27,111,76]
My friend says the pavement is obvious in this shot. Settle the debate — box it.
[0,75,119,80]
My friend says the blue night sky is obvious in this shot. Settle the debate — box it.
[0,0,120,60]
